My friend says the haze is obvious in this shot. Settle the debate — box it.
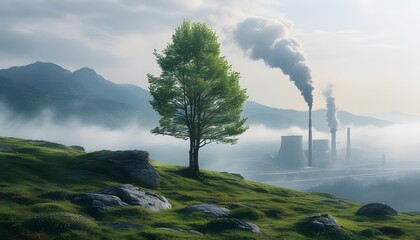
[1,0,420,114]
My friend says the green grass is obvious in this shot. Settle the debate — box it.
[1,136,420,239]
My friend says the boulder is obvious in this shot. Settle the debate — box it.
[98,184,171,211]
[92,150,160,188]
[355,203,397,217]
[72,184,171,211]
[0,144,13,152]
[300,214,340,230]
[183,204,230,217]
[157,227,203,235]
[72,193,128,209]
[204,218,262,233]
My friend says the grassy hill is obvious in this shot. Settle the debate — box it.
[0,136,419,239]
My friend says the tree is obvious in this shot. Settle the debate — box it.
[148,21,248,176]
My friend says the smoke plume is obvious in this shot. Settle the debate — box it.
[322,84,339,132]
[234,17,314,108]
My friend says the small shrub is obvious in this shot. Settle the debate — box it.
[139,232,160,240]
[360,228,383,237]
[24,212,96,234]
[70,145,85,151]
[30,203,67,213]
[38,191,68,201]
[377,226,405,236]
[230,207,265,221]
[264,208,286,219]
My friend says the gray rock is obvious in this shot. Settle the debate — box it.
[205,218,262,233]
[0,144,13,152]
[183,204,230,217]
[99,184,171,211]
[72,184,171,211]
[157,227,203,235]
[92,150,160,188]
[355,203,397,217]
[301,214,340,230]
[73,193,128,209]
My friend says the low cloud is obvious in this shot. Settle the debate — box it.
[2,104,420,172]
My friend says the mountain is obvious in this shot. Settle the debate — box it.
[243,101,392,132]
[0,62,393,130]
[363,112,420,124]
[0,61,158,128]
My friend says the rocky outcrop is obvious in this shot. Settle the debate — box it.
[72,184,171,211]
[91,150,160,188]
[0,144,13,152]
[355,203,397,217]
[74,193,128,209]
[183,204,230,217]
[204,218,262,233]
[300,214,340,230]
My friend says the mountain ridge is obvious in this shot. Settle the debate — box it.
[0,62,392,131]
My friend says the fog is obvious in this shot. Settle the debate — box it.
[2,106,420,168]
[3,106,420,211]
[310,175,420,212]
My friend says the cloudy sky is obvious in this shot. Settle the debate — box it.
[1,0,420,115]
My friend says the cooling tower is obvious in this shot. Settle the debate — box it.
[345,127,352,161]
[276,135,306,169]
[331,130,337,160]
[313,139,329,162]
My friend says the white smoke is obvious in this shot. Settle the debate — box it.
[234,16,314,108]
[322,84,339,132]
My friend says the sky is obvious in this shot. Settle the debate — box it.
[1,0,420,115]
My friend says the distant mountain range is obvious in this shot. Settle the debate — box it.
[0,62,392,131]
[363,112,420,124]
[0,62,157,128]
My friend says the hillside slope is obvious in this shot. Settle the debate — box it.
[0,136,419,239]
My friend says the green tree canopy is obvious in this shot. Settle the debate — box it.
[148,21,248,175]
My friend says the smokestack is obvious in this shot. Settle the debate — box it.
[346,127,351,161]
[331,130,337,160]
[323,85,339,160]
[276,135,306,169]
[308,107,313,167]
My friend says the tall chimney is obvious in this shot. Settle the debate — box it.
[330,130,337,160]
[308,107,313,167]
[345,127,351,161]
[276,135,306,169]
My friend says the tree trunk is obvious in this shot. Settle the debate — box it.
[189,138,195,172]
[193,140,200,174]
[188,138,201,177]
